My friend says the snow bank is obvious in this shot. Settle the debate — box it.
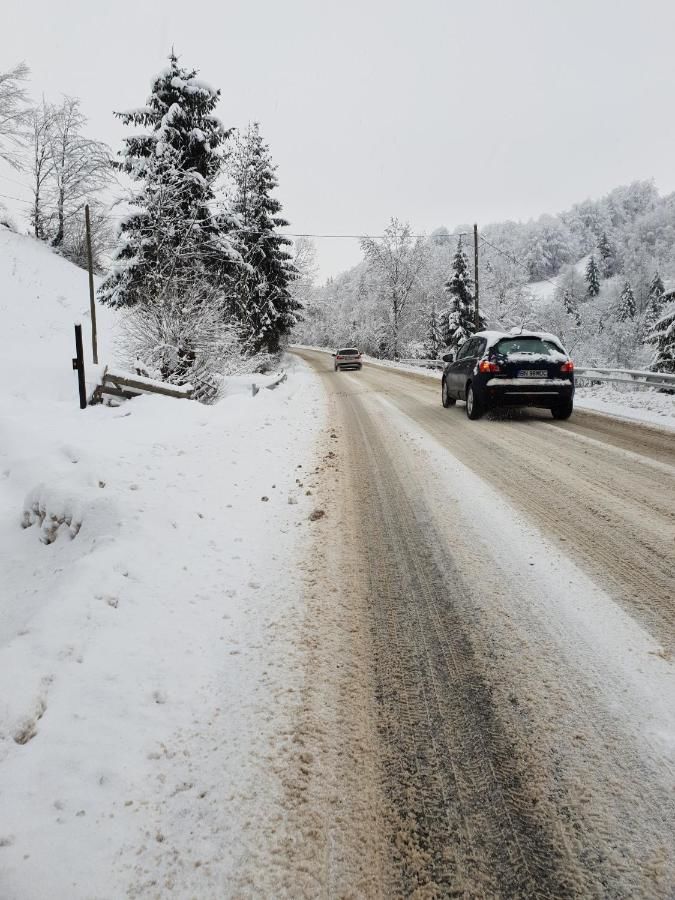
[1,367,324,898]
[0,231,327,895]
[575,383,675,430]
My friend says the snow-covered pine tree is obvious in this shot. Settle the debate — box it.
[585,255,600,297]
[99,53,240,310]
[442,237,484,347]
[598,232,616,278]
[617,280,636,321]
[229,122,299,354]
[425,301,443,359]
[563,289,581,326]
[643,271,666,337]
[648,307,675,373]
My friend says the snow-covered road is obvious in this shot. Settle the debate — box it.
[293,348,675,898]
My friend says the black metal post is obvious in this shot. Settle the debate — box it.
[73,323,87,409]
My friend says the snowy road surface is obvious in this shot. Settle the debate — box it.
[293,348,675,899]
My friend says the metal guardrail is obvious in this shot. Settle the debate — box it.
[574,366,675,391]
[397,358,444,370]
[251,370,288,396]
[395,358,674,390]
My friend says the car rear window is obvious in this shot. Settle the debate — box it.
[493,338,562,357]
[338,348,359,355]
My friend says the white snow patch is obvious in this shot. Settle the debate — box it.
[575,384,675,430]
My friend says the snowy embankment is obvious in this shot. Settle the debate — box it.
[574,383,675,429]
[0,229,325,897]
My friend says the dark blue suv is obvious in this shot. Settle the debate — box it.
[441,330,575,420]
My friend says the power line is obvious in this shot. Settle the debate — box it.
[1,186,558,288]
[478,233,560,290]
[0,172,31,190]
[0,190,32,206]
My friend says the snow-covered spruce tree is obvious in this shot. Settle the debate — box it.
[598,231,617,278]
[648,307,675,373]
[442,237,484,347]
[585,255,600,297]
[99,53,240,313]
[425,301,443,359]
[228,122,299,354]
[642,271,666,338]
[563,289,581,326]
[617,280,636,321]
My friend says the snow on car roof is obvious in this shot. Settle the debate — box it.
[475,329,566,350]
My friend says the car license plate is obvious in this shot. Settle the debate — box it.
[517,370,548,378]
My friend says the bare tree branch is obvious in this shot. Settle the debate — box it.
[0,62,31,169]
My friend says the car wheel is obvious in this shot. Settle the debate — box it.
[551,400,573,420]
[441,378,456,408]
[465,383,484,420]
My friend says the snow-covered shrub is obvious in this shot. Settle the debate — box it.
[0,202,16,231]
[120,279,241,403]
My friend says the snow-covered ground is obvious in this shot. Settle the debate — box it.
[574,383,675,429]
[526,254,591,302]
[0,229,325,897]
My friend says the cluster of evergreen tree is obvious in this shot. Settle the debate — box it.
[99,53,299,384]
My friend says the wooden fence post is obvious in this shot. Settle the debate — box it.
[85,205,98,364]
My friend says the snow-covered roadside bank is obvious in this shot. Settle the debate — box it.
[574,383,675,430]
[0,353,326,898]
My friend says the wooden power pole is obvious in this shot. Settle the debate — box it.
[85,204,98,364]
[473,223,480,329]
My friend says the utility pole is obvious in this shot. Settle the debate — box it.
[85,204,98,364]
[473,223,480,329]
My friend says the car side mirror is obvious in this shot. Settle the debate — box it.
[331,352,336,357]
[442,352,455,363]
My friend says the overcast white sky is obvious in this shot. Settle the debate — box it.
[3,0,675,278]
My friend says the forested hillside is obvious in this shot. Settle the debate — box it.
[296,181,675,370]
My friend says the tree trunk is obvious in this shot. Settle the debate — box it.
[53,189,65,247]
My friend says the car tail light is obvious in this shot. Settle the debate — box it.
[336,355,343,360]
[560,360,574,373]
[478,360,500,373]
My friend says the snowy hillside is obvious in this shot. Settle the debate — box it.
[0,228,326,896]
[0,227,117,404]
[526,254,591,302]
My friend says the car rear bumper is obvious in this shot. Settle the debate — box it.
[336,362,362,370]
[483,377,574,407]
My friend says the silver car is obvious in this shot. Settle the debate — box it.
[333,348,363,371]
